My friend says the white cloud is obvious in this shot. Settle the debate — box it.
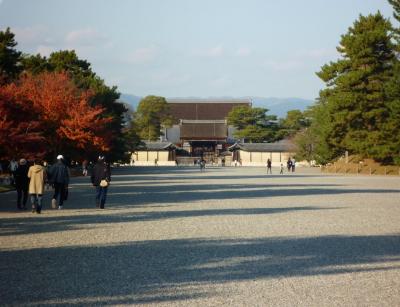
[13,26,48,44]
[150,71,191,86]
[297,48,338,59]
[210,75,231,87]
[264,60,304,71]
[195,45,224,57]
[235,47,251,57]
[36,45,55,57]
[128,47,157,64]
[65,28,104,46]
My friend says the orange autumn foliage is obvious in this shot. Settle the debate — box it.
[0,83,45,158]
[2,71,112,158]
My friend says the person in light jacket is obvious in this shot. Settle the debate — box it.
[28,159,46,214]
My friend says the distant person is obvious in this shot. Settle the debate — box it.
[82,160,88,176]
[28,159,46,214]
[199,159,206,171]
[292,158,296,172]
[48,155,69,210]
[9,158,18,185]
[280,163,284,174]
[266,158,272,174]
[15,158,29,210]
[91,155,111,209]
[287,158,292,172]
[43,161,51,191]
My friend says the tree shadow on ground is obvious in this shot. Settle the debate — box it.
[103,166,327,182]
[1,235,399,305]
[0,206,336,236]
[106,184,400,208]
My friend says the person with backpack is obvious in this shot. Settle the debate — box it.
[91,156,111,209]
[48,155,69,210]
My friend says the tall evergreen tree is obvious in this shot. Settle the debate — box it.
[0,27,22,83]
[316,13,396,162]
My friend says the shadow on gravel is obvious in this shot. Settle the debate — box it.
[107,184,400,209]
[1,235,399,305]
[0,206,335,236]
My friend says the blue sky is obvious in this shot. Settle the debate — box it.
[0,0,395,99]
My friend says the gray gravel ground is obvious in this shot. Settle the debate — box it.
[0,166,399,306]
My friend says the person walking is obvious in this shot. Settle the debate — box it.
[91,156,111,209]
[9,158,18,185]
[292,158,296,172]
[280,163,284,174]
[15,158,29,210]
[48,155,69,210]
[82,160,88,176]
[199,158,206,171]
[28,159,46,214]
[266,158,272,174]
[287,158,292,172]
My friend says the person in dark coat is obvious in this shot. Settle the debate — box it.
[15,158,29,210]
[266,158,272,174]
[48,155,69,210]
[91,156,111,209]
[287,158,292,172]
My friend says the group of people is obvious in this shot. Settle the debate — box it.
[12,155,111,213]
[14,155,70,213]
[266,158,296,174]
[287,158,296,172]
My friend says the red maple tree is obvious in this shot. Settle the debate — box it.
[0,84,45,159]
[1,71,112,159]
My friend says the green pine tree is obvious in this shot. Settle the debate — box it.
[227,105,278,143]
[316,12,397,162]
[0,27,22,83]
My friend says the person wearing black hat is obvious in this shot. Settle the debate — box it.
[91,155,111,209]
[15,158,29,210]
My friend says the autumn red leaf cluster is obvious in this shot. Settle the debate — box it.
[0,71,112,159]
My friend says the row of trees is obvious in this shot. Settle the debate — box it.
[226,106,309,143]
[131,97,310,144]
[0,28,129,162]
[295,1,400,165]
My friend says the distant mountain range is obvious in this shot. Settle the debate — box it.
[118,94,315,118]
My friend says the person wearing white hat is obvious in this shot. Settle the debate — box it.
[48,155,69,209]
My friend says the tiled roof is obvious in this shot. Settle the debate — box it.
[167,100,251,121]
[137,142,176,151]
[180,122,227,139]
[228,140,296,152]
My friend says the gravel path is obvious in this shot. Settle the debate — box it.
[0,166,399,306]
